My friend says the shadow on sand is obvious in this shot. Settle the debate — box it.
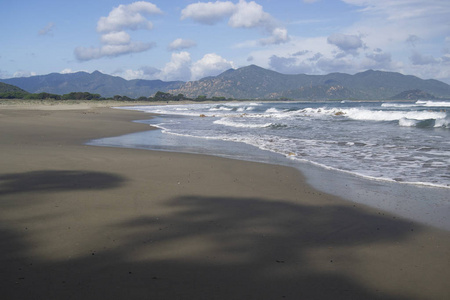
[0,174,430,299]
[0,170,124,195]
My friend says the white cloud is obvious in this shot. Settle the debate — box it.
[260,27,289,46]
[159,52,193,81]
[180,1,235,25]
[97,1,162,32]
[114,66,161,80]
[100,31,132,45]
[168,38,197,51]
[13,70,37,78]
[75,1,161,61]
[181,0,289,46]
[38,22,55,36]
[122,52,234,81]
[410,52,439,65]
[327,33,364,53]
[228,0,270,28]
[239,1,450,83]
[75,42,155,61]
[191,53,235,79]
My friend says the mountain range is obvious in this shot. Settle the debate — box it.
[0,71,183,98]
[2,65,450,100]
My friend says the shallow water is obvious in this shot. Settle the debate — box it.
[114,100,450,188]
[88,100,450,230]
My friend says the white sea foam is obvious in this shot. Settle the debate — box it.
[210,106,233,111]
[283,107,447,122]
[116,101,450,189]
[434,118,450,128]
[214,118,272,128]
[399,118,419,127]
[416,100,450,107]
[265,107,282,113]
[343,108,446,121]
[381,103,417,108]
[237,106,256,112]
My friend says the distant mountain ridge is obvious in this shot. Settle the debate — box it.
[0,71,183,98]
[2,65,450,100]
[170,65,450,100]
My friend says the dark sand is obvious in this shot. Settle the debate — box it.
[0,104,449,299]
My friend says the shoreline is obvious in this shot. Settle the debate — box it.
[93,107,450,231]
[1,104,449,299]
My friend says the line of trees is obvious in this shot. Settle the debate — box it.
[0,90,234,102]
[0,91,101,100]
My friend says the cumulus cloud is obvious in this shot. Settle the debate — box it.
[112,52,234,81]
[113,66,161,80]
[191,53,234,79]
[100,31,132,45]
[168,38,197,51]
[13,70,37,78]
[327,33,364,54]
[97,1,162,32]
[227,0,270,28]
[75,42,155,61]
[181,1,235,25]
[38,22,55,36]
[142,52,234,81]
[181,0,289,46]
[260,27,289,46]
[75,1,161,61]
[159,52,193,81]
[410,52,439,65]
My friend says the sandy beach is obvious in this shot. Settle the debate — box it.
[1,103,449,299]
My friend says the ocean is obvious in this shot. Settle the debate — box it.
[88,100,450,229]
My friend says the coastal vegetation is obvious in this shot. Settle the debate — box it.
[0,86,232,103]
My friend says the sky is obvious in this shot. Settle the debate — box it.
[1,0,450,84]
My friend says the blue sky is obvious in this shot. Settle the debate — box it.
[1,0,450,83]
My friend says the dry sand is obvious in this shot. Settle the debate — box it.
[0,103,449,299]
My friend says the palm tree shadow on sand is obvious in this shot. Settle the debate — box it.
[1,187,429,299]
[0,170,124,195]
[1,168,444,299]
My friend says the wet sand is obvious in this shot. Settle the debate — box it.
[0,104,449,299]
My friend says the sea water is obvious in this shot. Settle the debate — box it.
[88,100,450,230]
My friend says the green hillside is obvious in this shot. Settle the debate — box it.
[0,82,29,99]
